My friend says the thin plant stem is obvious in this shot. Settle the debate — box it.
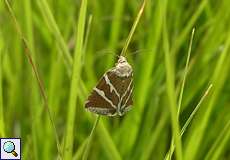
[120,0,146,57]
[165,84,213,160]
[177,28,195,117]
[4,0,62,158]
[166,28,195,160]
[180,84,213,136]
[82,115,100,160]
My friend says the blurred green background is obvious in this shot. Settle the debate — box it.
[0,0,230,160]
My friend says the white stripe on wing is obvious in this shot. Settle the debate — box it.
[93,87,117,109]
[104,74,120,98]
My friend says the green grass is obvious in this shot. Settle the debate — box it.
[0,34,5,137]
[163,7,183,159]
[1,0,230,160]
[165,27,195,160]
[63,0,87,159]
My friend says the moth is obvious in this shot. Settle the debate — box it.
[85,56,133,116]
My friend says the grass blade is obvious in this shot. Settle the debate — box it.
[205,119,230,160]
[141,112,169,160]
[180,84,213,136]
[63,0,87,159]
[97,122,122,160]
[23,1,41,159]
[171,0,208,55]
[177,28,195,117]
[120,0,146,57]
[0,35,5,137]
[73,138,88,160]
[184,29,230,160]
[163,3,183,159]
[165,28,195,160]
[37,0,72,68]
[4,0,62,157]
[165,84,213,160]
[82,115,100,160]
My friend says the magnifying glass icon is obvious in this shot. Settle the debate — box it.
[3,141,18,157]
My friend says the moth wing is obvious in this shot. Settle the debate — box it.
[85,89,117,116]
[107,69,134,113]
[121,86,133,112]
[85,70,120,116]
[120,75,133,112]
[86,105,117,116]
[106,70,132,95]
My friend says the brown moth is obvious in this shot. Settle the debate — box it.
[85,56,133,116]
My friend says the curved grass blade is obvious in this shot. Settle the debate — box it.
[120,0,146,57]
[165,84,213,160]
[82,115,100,160]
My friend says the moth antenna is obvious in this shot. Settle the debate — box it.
[129,49,155,56]
[95,50,116,56]
[94,48,154,61]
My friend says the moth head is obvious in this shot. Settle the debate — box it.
[114,56,132,77]
[117,56,127,64]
